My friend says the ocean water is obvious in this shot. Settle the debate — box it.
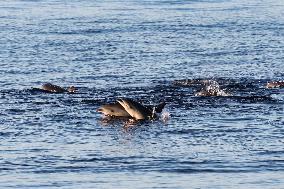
[0,0,284,188]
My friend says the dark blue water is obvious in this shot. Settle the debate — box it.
[0,0,284,188]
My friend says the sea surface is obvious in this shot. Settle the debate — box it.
[0,0,284,188]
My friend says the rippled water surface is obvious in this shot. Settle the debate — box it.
[0,0,284,188]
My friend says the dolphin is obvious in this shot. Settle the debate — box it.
[35,83,76,93]
[96,103,131,117]
[42,83,76,93]
[116,98,154,120]
[266,81,284,88]
[97,98,165,120]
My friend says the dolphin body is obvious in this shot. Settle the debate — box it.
[96,103,131,117]
[32,83,76,93]
[117,98,166,120]
[117,98,153,120]
[41,83,67,93]
[266,81,284,88]
[97,98,165,120]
